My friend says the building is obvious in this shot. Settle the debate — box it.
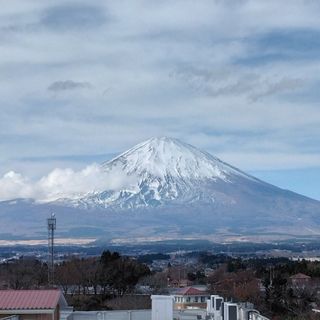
[0,289,269,320]
[289,273,311,288]
[0,289,71,320]
[169,278,193,288]
[173,287,210,310]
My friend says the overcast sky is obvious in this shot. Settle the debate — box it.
[0,0,320,200]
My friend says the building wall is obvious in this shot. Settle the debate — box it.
[69,310,151,320]
[291,278,310,286]
[55,305,60,320]
[0,314,53,320]
[21,315,53,320]
[174,295,210,303]
[174,294,210,310]
[174,302,207,310]
[70,310,206,320]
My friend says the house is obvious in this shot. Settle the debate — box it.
[204,268,214,277]
[289,273,311,288]
[169,278,193,288]
[173,286,210,310]
[0,289,71,320]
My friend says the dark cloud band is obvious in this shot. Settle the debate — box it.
[48,80,92,92]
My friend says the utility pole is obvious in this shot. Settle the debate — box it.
[47,213,56,286]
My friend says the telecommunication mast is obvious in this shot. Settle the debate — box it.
[47,213,56,285]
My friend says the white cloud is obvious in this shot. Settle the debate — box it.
[0,171,35,200]
[1,150,320,202]
[0,164,134,202]
[0,0,320,182]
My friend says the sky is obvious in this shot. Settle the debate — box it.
[0,0,320,200]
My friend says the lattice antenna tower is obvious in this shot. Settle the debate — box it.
[47,213,56,286]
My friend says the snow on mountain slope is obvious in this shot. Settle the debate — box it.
[2,137,320,239]
[69,137,263,209]
[102,137,253,180]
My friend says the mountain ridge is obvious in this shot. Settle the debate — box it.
[68,136,269,209]
[1,136,320,240]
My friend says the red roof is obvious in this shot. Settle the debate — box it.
[176,287,207,295]
[0,290,61,310]
[290,273,311,280]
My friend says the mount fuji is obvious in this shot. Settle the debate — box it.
[69,137,261,209]
[1,137,320,241]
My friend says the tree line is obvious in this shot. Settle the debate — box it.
[201,253,320,320]
[0,250,150,298]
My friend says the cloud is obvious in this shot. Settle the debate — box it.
[0,171,34,200]
[48,80,92,92]
[171,66,305,101]
[0,164,135,202]
[1,151,320,202]
[40,4,107,30]
[0,0,320,185]
[250,77,305,101]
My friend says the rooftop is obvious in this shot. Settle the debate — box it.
[290,273,311,280]
[0,289,62,310]
[175,287,208,296]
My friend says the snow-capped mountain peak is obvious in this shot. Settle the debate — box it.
[71,137,259,209]
[6,137,320,239]
[103,136,231,181]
